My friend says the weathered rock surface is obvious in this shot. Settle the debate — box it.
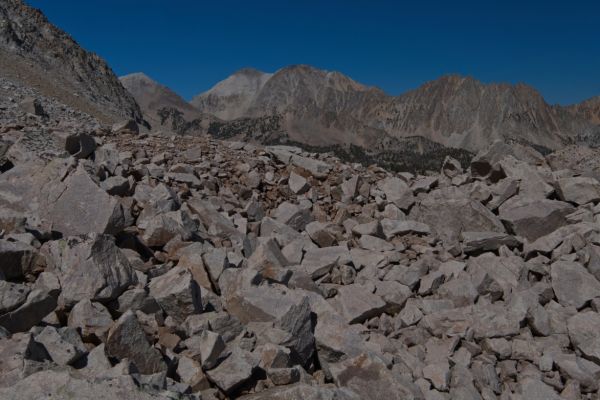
[2,70,600,398]
[48,234,136,307]
[105,310,167,374]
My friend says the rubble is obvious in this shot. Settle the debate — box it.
[1,102,600,399]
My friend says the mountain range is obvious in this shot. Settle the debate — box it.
[124,66,600,155]
[2,0,600,170]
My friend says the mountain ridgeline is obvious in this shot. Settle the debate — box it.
[122,66,600,172]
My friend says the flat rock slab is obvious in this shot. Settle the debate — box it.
[551,261,600,309]
[47,166,125,236]
[48,234,136,307]
[567,312,600,364]
[556,176,600,205]
[499,197,574,242]
[410,186,505,244]
[331,284,386,324]
[205,348,258,395]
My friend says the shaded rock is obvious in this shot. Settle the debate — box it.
[556,176,600,205]
[49,235,136,307]
[276,297,315,367]
[0,332,48,388]
[19,97,46,117]
[551,261,600,309]
[53,131,96,159]
[148,265,202,322]
[238,384,361,400]
[441,156,462,178]
[410,186,504,244]
[329,353,424,400]
[100,175,130,196]
[0,369,161,400]
[289,171,310,194]
[105,310,167,374]
[306,221,337,247]
[273,201,313,231]
[67,299,113,342]
[34,326,86,366]
[461,231,521,254]
[205,348,258,395]
[331,284,386,324]
[198,330,227,370]
[499,197,574,242]
[112,119,139,134]
[567,312,600,364]
[47,167,126,236]
[267,367,301,386]
[0,289,57,333]
[0,240,41,280]
[0,281,30,314]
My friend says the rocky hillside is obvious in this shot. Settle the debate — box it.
[190,66,600,153]
[567,95,600,126]
[0,0,143,124]
[4,72,600,399]
[121,73,203,128]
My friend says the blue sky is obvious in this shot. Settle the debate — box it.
[28,0,600,105]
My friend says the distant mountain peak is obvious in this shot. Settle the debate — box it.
[232,67,268,77]
[185,64,600,152]
[120,72,154,82]
[120,72,200,127]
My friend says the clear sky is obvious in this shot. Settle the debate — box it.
[27,0,600,105]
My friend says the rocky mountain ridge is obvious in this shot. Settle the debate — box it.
[189,67,600,153]
[125,66,600,174]
[0,0,144,124]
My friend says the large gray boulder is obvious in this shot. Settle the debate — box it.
[556,176,600,205]
[567,312,600,364]
[329,353,424,400]
[410,186,505,244]
[0,281,30,314]
[148,265,202,323]
[105,310,167,374]
[499,197,574,241]
[0,289,57,333]
[550,261,600,309]
[239,384,361,400]
[47,166,126,236]
[67,299,113,342]
[0,240,43,280]
[48,234,136,307]
[0,369,162,400]
[331,284,386,324]
[205,348,258,395]
[34,326,86,366]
